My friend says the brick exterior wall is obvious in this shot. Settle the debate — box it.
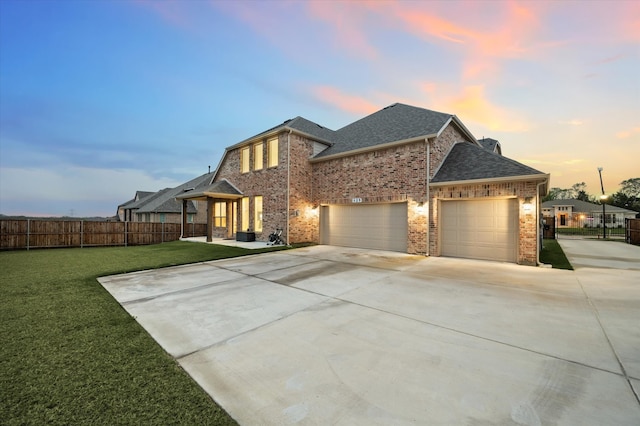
[312,140,429,253]
[429,180,541,265]
[429,123,473,179]
[212,132,318,243]
[288,134,318,243]
[208,121,544,265]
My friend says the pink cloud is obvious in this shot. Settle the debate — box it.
[306,1,379,59]
[616,127,640,139]
[428,85,530,132]
[310,86,379,115]
[387,1,542,59]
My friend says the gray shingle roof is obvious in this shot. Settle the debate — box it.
[542,199,637,214]
[315,103,453,158]
[431,142,544,183]
[176,179,243,200]
[287,116,335,141]
[136,173,213,214]
[239,116,335,146]
[477,137,500,153]
[119,191,155,209]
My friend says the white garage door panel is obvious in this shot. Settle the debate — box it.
[321,203,407,252]
[441,199,518,262]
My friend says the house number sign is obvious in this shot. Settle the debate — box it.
[352,197,363,203]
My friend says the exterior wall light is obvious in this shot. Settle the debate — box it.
[417,202,425,213]
[523,197,533,214]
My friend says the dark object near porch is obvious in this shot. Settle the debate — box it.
[543,216,555,239]
[267,228,285,246]
[236,231,256,242]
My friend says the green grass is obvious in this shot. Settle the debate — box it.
[0,241,289,425]
[540,239,573,270]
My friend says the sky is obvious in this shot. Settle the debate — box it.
[0,0,638,217]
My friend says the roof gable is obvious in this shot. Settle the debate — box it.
[314,103,454,158]
[477,137,501,154]
[431,142,544,183]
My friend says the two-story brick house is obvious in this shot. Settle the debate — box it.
[177,103,549,265]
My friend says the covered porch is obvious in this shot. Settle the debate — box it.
[176,179,243,242]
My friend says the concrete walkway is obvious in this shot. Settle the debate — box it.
[99,244,640,425]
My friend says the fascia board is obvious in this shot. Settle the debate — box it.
[430,173,551,187]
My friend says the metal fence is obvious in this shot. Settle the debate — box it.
[543,214,633,240]
[628,219,640,245]
[0,220,208,250]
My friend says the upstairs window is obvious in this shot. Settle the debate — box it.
[240,147,250,173]
[254,142,263,171]
[267,138,278,168]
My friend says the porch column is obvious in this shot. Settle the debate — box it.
[181,199,188,238]
[206,198,213,242]
[226,201,234,239]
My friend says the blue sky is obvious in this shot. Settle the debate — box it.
[1,0,638,217]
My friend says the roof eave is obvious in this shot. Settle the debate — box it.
[175,191,243,201]
[430,173,550,189]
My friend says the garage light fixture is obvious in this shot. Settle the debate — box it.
[523,197,533,214]
[417,202,425,213]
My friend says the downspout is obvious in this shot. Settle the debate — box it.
[426,138,431,256]
[287,129,292,245]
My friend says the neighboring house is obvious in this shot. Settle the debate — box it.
[118,173,213,223]
[117,191,154,222]
[177,103,549,265]
[542,199,637,228]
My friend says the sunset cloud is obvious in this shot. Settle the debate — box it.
[558,120,584,126]
[616,127,640,139]
[433,85,530,132]
[388,1,541,58]
[310,86,379,116]
[306,1,378,59]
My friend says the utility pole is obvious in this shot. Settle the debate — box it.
[597,167,606,239]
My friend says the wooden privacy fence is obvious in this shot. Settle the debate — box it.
[0,220,208,250]
[627,218,640,245]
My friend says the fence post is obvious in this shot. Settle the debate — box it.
[80,220,84,248]
[125,221,128,247]
[27,219,30,251]
[162,222,164,243]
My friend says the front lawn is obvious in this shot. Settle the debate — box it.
[540,239,573,270]
[0,241,286,425]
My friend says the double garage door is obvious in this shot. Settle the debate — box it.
[320,203,408,253]
[440,199,518,263]
[319,199,518,262]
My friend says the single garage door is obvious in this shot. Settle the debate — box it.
[320,203,408,252]
[441,198,518,263]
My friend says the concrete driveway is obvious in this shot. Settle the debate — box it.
[99,244,640,425]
